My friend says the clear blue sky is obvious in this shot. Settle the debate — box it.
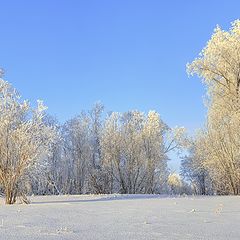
[1,1,239,170]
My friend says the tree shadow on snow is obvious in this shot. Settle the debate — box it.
[31,194,169,205]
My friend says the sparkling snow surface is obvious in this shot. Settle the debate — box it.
[0,194,239,240]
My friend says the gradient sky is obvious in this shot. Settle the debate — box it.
[1,1,239,170]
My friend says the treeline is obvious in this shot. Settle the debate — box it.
[0,80,189,204]
[1,20,240,204]
[26,103,188,196]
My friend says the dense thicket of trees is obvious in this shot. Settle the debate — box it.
[27,105,187,196]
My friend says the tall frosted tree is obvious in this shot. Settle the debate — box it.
[186,20,240,194]
[0,78,56,204]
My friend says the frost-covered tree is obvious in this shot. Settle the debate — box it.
[194,124,240,194]
[28,115,62,195]
[0,78,56,204]
[101,110,185,194]
[62,113,92,194]
[87,103,112,194]
[167,173,182,194]
[181,134,211,195]
[187,20,240,195]
[58,103,112,194]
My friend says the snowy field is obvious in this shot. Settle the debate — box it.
[0,194,239,240]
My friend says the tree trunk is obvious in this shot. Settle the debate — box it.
[5,184,17,205]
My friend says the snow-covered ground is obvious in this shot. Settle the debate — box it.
[0,194,239,240]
